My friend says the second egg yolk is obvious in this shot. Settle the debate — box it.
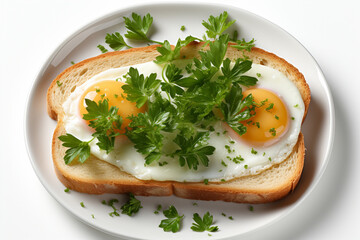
[240,88,289,147]
[78,80,146,134]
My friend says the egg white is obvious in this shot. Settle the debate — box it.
[62,61,304,182]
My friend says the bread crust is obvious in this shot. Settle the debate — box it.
[48,43,310,203]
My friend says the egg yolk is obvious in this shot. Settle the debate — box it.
[240,88,289,146]
[78,80,146,134]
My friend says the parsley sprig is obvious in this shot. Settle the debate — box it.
[120,193,143,216]
[202,11,235,39]
[159,205,184,233]
[58,134,92,164]
[191,212,219,232]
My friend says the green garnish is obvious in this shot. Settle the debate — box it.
[244,165,248,169]
[121,193,142,216]
[204,179,209,185]
[291,116,295,120]
[202,11,235,39]
[266,103,274,111]
[269,127,276,136]
[256,73,262,77]
[82,99,123,153]
[70,61,75,65]
[91,214,95,219]
[159,205,184,233]
[228,216,234,220]
[251,148,257,155]
[180,25,185,31]
[294,104,299,108]
[64,188,70,193]
[56,80,62,87]
[249,205,254,211]
[97,44,108,53]
[122,67,161,108]
[191,212,219,232]
[221,160,228,167]
[58,134,92,164]
[105,32,131,50]
[268,157,272,161]
[80,202,85,208]
[193,202,198,206]
[173,132,215,170]
[275,115,279,120]
[221,212,226,217]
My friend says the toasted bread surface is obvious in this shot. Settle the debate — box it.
[48,43,310,203]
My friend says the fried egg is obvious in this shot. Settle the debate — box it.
[62,61,304,182]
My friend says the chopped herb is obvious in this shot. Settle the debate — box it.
[251,148,257,154]
[225,145,232,153]
[71,61,75,65]
[208,125,215,132]
[121,193,142,216]
[255,122,260,128]
[95,88,100,93]
[56,81,62,87]
[159,205,184,233]
[221,160,228,167]
[80,202,85,208]
[291,116,295,120]
[216,132,220,136]
[64,188,70,193]
[294,104,299,108]
[114,94,118,98]
[244,164,248,169]
[221,212,226,217]
[102,199,120,217]
[193,202,198,206]
[229,140,235,144]
[204,179,209,185]
[221,179,226,182]
[266,103,274,111]
[248,205,254,211]
[232,155,244,164]
[180,25,185,31]
[268,157,272,161]
[256,73,262,77]
[223,130,228,135]
[269,128,276,136]
[191,212,219,232]
[263,152,266,156]
[208,233,212,236]
[275,115,279,120]
[158,161,168,166]
[97,44,108,53]
[228,216,234,220]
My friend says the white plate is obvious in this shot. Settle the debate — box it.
[25,2,334,240]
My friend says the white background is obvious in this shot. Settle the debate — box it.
[1,0,359,239]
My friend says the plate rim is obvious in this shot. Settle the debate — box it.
[24,2,335,239]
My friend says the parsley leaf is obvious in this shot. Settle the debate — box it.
[159,205,184,233]
[231,38,255,52]
[105,32,131,50]
[155,36,198,64]
[220,58,258,86]
[120,193,142,216]
[160,63,185,98]
[126,100,170,165]
[58,133,92,164]
[97,44,108,53]
[202,11,235,39]
[173,131,215,170]
[122,67,161,108]
[82,99,123,153]
[220,84,254,135]
[123,13,161,44]
[191,212,219,232]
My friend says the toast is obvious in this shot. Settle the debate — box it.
[47,42,310,203]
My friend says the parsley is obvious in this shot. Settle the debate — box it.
[266,103,274,111]
[294,104,299,108]
[202,11,235,39]
[275,115,279,120]
[221,160,228,167]
[251,148,257,154]
[121,193,142,216]
[193,202,198,206]
[160,63,185,98]
[80,202,85,208]
[173,131,215,170]
[244,164,248,169]
[191,212,219,232]
[155,36,197,64]
[122,67,161,108]
[231,38,255,52]
[97,44,108,53]
[91,214,95,219]
[58,134,92,164]
[154,204,162,214]
[82,99,123,153]
[269,127,276,136]
[220,84,254,135]
[64,188,70,193]
[291,116,295,120]
[228,216,234,220]
[249,205,254,211]
[232,155,244,164]
[123,13,162,44]
[180,25,185,31]
[56,80,62,87]
[220,58,258,86]
[70,61,75,65]
[204,179,209,185]
[159,205,184,233]
[105,32,131,50]
[269,157,272,161]
[256,73,262,77]
[103,199,120,217]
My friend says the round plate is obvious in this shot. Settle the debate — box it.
[25,2,334,240]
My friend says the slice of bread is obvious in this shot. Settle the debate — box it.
[47,42,310,203]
